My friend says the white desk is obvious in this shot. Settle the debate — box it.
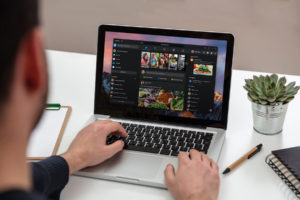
[46,50,300,200]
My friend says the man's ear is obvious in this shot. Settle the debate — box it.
[19,28,46,93]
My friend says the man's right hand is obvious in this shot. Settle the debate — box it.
[164,150,220,200]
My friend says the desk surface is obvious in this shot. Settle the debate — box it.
[46,50,300,200]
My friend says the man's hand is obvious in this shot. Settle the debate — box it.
[61,120,127,174]
[164,150,220,200]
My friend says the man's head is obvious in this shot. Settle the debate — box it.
[0,0,48,135]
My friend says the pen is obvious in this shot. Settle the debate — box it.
[223,143,263,174]
[46,104,61,110]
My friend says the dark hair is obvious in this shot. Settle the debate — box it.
[143,53,148,60]
[0,0,39,105]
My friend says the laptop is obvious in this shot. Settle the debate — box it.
[75,25,234,188]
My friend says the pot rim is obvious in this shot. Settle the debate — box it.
[247,97,289,107]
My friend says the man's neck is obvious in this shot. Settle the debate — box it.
[0,117,32,193]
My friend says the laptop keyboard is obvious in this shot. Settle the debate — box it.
[106,122,213,157]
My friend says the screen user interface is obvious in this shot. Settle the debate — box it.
[102,32,227,121]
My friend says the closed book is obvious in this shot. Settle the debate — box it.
[266,146,300,198]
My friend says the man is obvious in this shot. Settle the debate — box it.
[0,1,220,200]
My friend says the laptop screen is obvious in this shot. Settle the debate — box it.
[96,25,234,129]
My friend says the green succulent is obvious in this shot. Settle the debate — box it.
[244,74,300,105]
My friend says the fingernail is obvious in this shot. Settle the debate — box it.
[120,140,125,147]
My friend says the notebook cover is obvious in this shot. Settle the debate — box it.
[272,146,300,181]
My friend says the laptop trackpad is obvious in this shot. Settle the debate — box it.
[104,152,163,180]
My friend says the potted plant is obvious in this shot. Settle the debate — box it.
[244,74,300,135]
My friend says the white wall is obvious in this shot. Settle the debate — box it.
[41,0,300,75]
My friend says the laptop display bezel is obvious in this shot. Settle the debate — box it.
[94,25,234,130]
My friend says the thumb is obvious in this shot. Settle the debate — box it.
[164,164,175,187]
[105,140,124,158]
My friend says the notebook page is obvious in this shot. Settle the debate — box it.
[27,108,68,158]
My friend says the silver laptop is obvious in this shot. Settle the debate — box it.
[75,25,234,188]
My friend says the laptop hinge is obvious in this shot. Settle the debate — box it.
[109,116,207,130]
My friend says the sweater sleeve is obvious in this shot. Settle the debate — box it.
[0,190,45,200]
[31,156,69,200]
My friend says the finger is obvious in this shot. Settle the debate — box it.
[89,120,113,132]
[189,149,202,161]
[103,122,127,137]
[164,164,175,187]
[201,153,210,166]
[105,140,125,158]
[209,158,213,168]
[178,152,189,168]
[110,122,127,137]
[83,120,112,132]
[98,119,113,124]
[111,128,128,137]
[210,159,219,170]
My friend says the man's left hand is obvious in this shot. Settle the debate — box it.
[61,120,127,174]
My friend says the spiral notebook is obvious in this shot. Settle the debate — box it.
[266,146,300,198]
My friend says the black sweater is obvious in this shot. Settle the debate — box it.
[0,156,69,200]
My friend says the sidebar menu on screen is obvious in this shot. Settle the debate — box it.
[109,39,140,105]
